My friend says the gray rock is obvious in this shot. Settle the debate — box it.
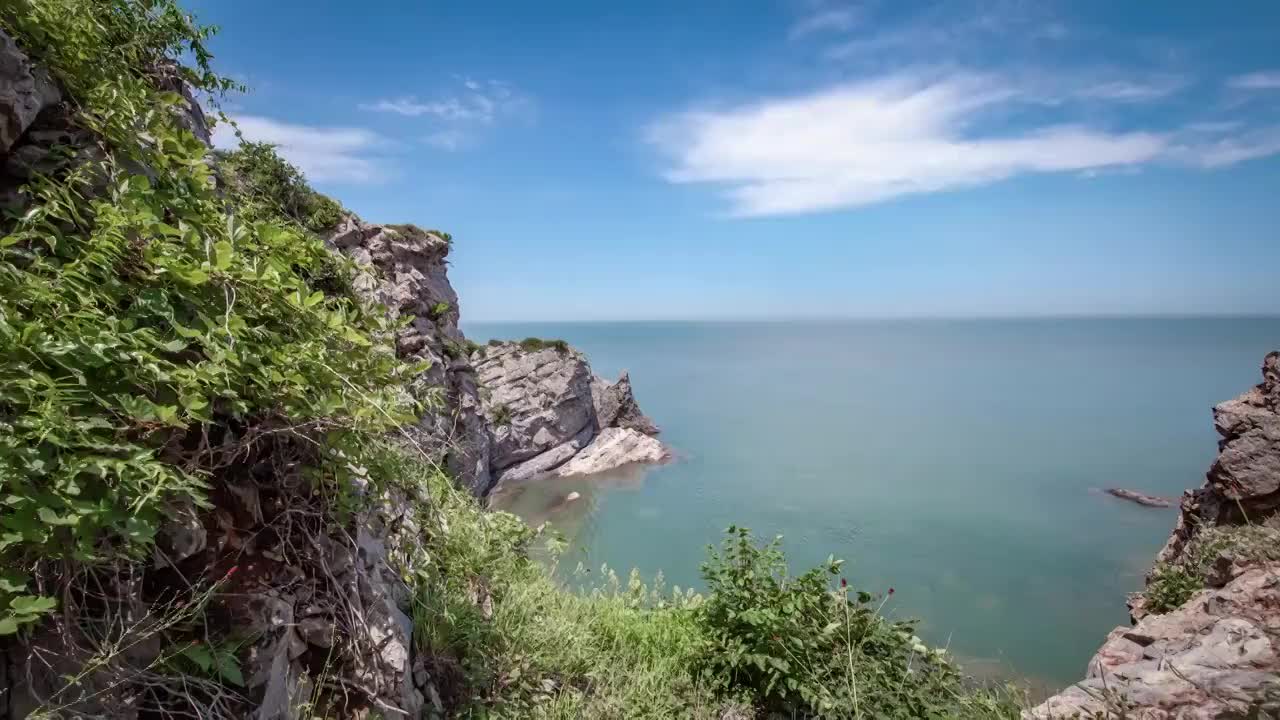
[557,427,671,477]
[1027,565,1280,720]
[0,29,60,154]
[497,424,595,483]
[1105,488,1175,508]
[592,371,661,435]
[477,341,597,471]
[326,218,493,494]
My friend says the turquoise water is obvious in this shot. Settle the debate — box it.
[465,318,1280,689]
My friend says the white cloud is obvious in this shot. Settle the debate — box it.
[1076,77,1186,102]
[212,115,387,184]
[423,129,469,151]
[1170,126,1280,168]
[360,78,525,124]
[1227,70,1280,91]
[648,73,1168,216]
[790,6,861,39]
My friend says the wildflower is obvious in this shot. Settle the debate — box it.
[888,587,895,595]
[222,566,239,581]
[840,578,847,588]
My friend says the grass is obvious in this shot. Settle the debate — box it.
[1143,518,1280,613]
[518,337,571,354]
[372,442,1024,719]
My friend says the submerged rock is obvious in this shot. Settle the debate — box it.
[1105,488,1175,508]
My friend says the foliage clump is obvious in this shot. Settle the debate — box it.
[0,0,416,638]
[1144,521,1280,613]
[215,141,345,234]
[518,337,570,354]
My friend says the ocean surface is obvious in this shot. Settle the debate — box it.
[464,318,1280,690]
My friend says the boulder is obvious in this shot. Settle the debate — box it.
[592,371,661,435]
[0,29,60,154]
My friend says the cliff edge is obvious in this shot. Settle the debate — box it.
[1029,353,1280,719]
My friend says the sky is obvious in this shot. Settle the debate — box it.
[188,0,1280,321]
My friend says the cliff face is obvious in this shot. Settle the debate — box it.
[323,221,670,497]
[1030,353,1280,719]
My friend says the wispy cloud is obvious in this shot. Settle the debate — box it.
[361,78,527,123]
[1076,77,1187,102]
[423,129,469,151]
[1227,70,1280,91]
[789,5,861,40]
[212,115,388,183]
[361,77,529,151]
[648,73,1168,216]
[649,71,1280,217]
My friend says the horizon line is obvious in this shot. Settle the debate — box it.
[463,313,1280,325]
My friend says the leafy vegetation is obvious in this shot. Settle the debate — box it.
[518,337,571,354]
[1144,520,1280,613]
[215,141,345,234]
[491,402,513,426]
[0,0,417,636]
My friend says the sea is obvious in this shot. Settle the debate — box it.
[464,318,1280,690]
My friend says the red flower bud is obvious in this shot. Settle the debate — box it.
[888,587,895,595]
[222,566,239,580]
[840,578,847,588]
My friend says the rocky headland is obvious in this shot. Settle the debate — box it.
[1030,353,1280,719]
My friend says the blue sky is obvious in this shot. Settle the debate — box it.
[189,0,1280,321]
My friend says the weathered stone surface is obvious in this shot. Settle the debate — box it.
[0,29,60,154]
[557,427,671,477]
[1028,565,1280,719]
[497,424,595,483]
[327,218,493,495]
[1105,488,1175,508]
[476,342,597,472]
[592,371,661,435]
[1157,351,1280,569]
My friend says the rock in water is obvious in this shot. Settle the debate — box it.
[1105,488,1174,507]
[479,342,671,486]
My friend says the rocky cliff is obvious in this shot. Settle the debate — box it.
[1029,353,1280,719]
[322,220,670,497]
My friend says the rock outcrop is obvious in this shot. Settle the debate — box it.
[326,218,494,495]
[0,29,59,153]
[476,342,670,487]
[1030,353,1280,719]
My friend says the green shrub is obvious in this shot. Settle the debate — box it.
[491,403,513,426]
[694,527,1015,718]
[517,337,570,354]
[1143,522,1280,613]
[215,141,345,234]
[1145,566,1201,613]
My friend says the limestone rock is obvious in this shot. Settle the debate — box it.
[326,218,493,494]
[557,427,671,477]
[476,341,597,472]
[0,29,60,154]
[1156,351,1280,569]
[1027,565,1280,719]
[592,371,661,435]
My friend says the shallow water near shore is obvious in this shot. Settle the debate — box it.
[468,318,1280,689]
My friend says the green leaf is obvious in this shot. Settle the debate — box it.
[215,653,245,687]
[343,327,371,346]
[0,617,19,635]
[213,241,233,270]
[37,507,79,527]
[178,268,209,285]
[304,291,324,308]
[8,595,57,615]
[181,643,214,672]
